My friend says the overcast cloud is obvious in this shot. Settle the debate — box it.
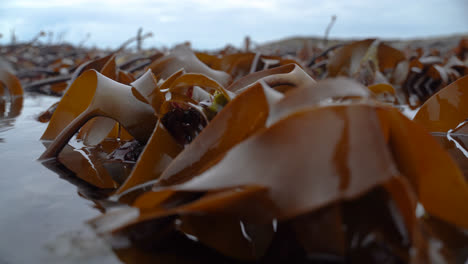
[0,0,467,49]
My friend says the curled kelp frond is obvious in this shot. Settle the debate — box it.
[40,70,157,159]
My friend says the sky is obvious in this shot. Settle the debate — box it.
[0,0,467,50]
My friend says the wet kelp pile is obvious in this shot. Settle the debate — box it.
[2,38,468,263]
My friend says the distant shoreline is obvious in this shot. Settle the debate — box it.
[256,33,468,54]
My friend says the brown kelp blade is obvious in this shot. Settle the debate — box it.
[414,75,468,132]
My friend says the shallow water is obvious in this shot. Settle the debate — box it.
[0,94,121,264]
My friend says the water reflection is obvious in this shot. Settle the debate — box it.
[0,96,24,140]
[40,139,137,201]
[41,158,113,201]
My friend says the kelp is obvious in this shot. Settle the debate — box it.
[27,39,468,263]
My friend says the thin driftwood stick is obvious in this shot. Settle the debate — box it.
[323,15,337,47]
[23,74,71,92]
